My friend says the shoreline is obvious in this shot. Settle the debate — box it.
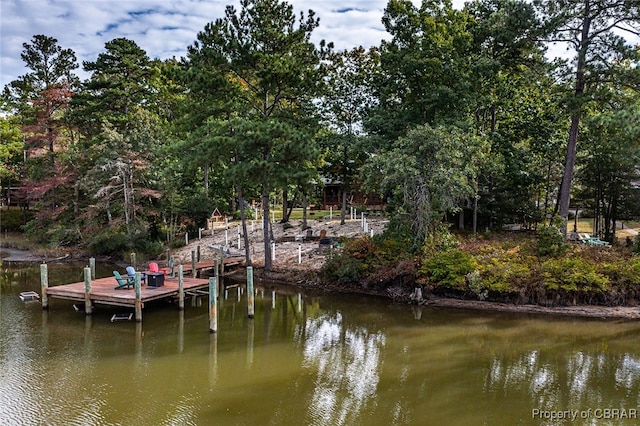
[250,266,640,321]
[4,220,640,320]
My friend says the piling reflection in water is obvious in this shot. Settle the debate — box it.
[4,261,640,425]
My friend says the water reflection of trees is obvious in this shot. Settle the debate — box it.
[300,312,386,426]
[485,349,640,412]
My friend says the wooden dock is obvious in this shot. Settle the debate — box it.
[180,258,244,276]
[46,275,210,308]
[40,257,246,322]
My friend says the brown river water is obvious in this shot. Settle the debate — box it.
[2,258,640,425]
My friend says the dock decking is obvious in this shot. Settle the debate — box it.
[46,275,210,308]
[43,257,245,320]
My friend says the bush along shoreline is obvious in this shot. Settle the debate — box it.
[319,229,640,310]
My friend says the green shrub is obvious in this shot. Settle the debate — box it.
[423,223,459,256]
[89,229,129,255]
[420,249,478,290]
[233,209,255,220]
[145,240,165,258]
[537,217,567,256]
[46,225,81,247]
[541,258,609,293]
[320,234,415,287]
[478,256,532,293]
[321,253,366,285]
[0,208,29,232]
[600,258,640,289]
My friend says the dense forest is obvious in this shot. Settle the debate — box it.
[1,0,640,279]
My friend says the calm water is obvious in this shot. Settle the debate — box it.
[2,259,640,425]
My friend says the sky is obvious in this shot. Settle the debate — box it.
[0,0,466,88]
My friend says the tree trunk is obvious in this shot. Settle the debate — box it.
[281,188,289,223]
[341,188,347,225]
[473,195,478,237]
[262,183,272,272]
[557,2,591,236]
[237,184,252,266]
[204,163,209,196]
[302,193,308,229]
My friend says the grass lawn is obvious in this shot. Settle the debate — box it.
[270,207,357,221]
[575,218,639,239]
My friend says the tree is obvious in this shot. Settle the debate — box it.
[317,47,378,224]
[185,0,330,271]
[363,124,488,243]
[366,0,473,144]
[577,94,640,241]
[71,38,164,243]
[2,35,79,238]
[535,0,640,234]
[71,38,153,137]
[3,34,78,158]
[464,0,551,231]
[0,103,24,184]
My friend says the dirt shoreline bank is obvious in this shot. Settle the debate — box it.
[240,266,640,320]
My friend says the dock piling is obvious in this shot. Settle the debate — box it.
[219,246,225,276]
[209,277,218,333]
[83,267,92,315]
[134,272,142,322]
[89,257,96,280]
[191,251,197,278]
[178,265,184,310]
[40,264,48,310]
[169,255,175,278]
[214,258,219,286]
[247,266,254,318]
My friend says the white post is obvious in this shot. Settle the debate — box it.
[370,229,374,238]
[225,228,228,246]
[298,244,302,264]
[361,212,364,228]
[185,232,189,245]
[364,221,368,233]
[237,233,241,250]
[251,220,255,232]
[199,227,202,240]
[330,206,333,220]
